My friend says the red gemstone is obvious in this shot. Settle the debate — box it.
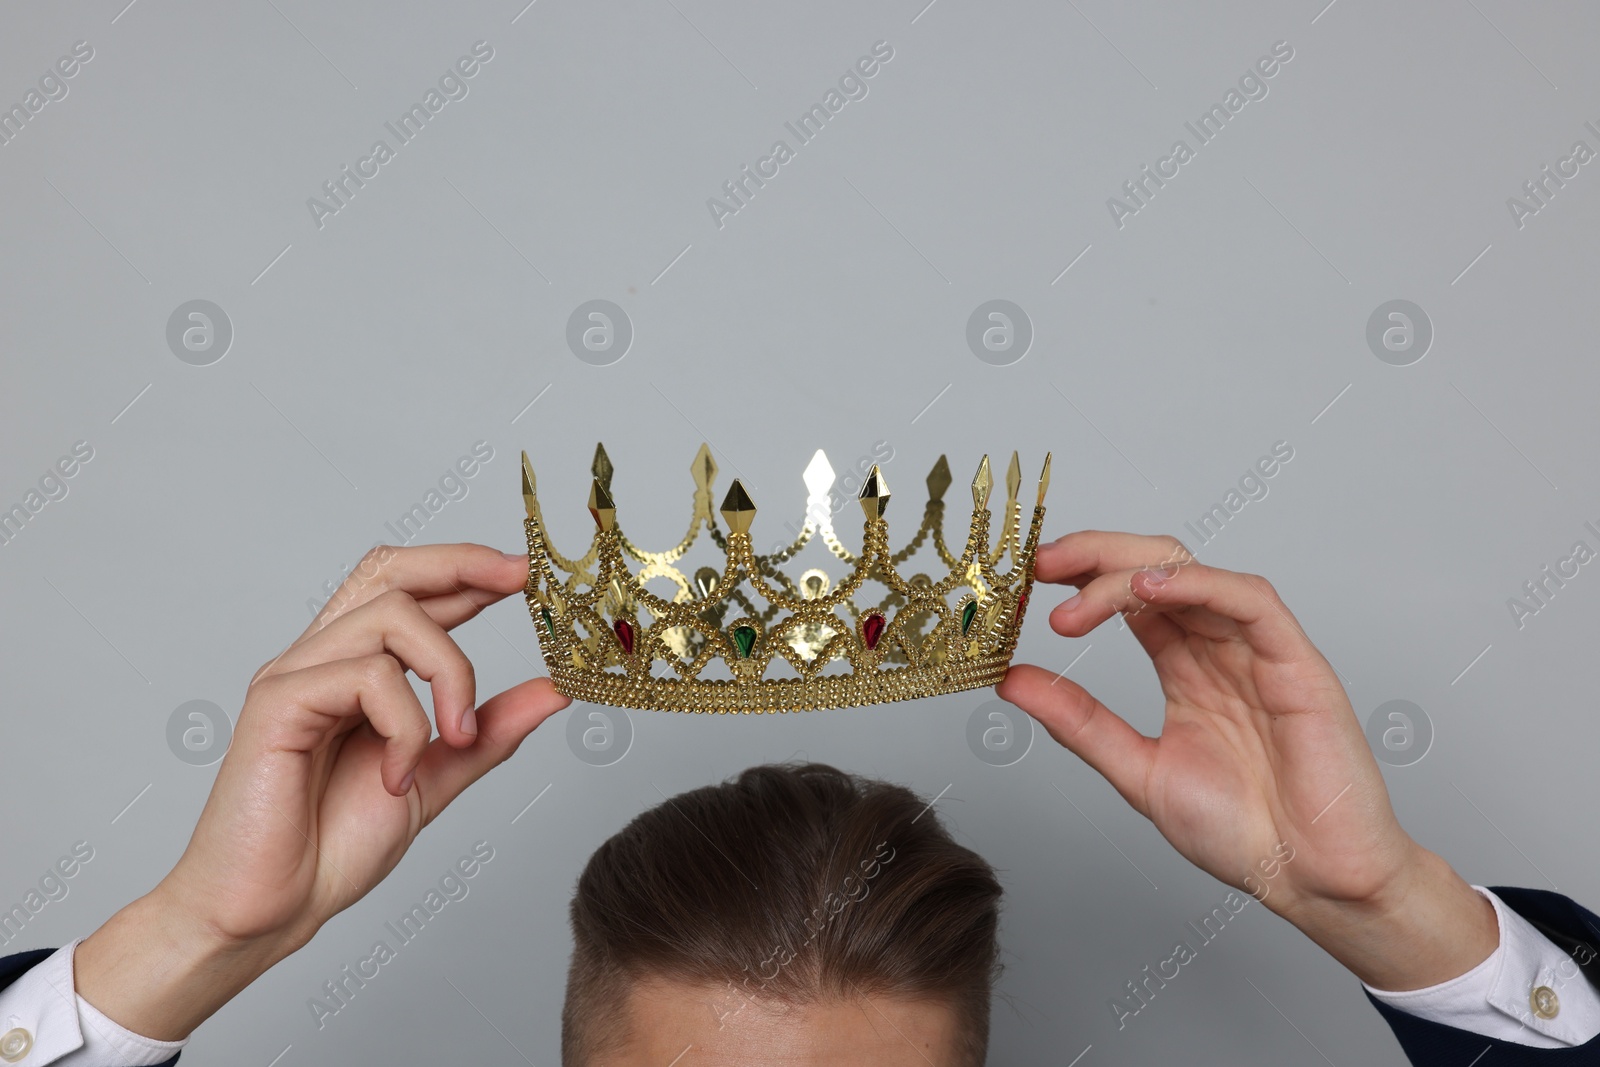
[1016,590,1028,615]
[613,618,635,655]
[862,612,886,650]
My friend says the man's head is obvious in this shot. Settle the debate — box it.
[562,763,1003,1066]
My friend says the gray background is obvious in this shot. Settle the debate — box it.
[2,0,1598,1063]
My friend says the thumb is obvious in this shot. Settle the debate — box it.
[412,677,571,825]
[997,663,1156,817]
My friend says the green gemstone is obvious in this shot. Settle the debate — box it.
[960,600,979,634]
[541,606,556,638]
[731,625,757,658]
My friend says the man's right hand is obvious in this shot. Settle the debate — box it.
[73,543,569,1040]
[999,531,1498,993]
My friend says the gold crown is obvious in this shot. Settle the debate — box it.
[519,445,1049,714]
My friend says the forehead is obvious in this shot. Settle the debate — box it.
[592,977,963,1067]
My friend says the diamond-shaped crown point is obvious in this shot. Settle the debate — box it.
[1006,451,1022,500]
[858,465,891,520]
[972,455,994,508]
[592,442,614,491]
[926,455,952,501]
[520,452,538,518]
[1037,452,1052,505]
[720,479,756,535]
[587,478,617,531]
[803,450,835,499]
[691,443,717,491]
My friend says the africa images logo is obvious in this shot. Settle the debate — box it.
[305,42,495,229]
[1105,40,1295,229]
[705,41,895,229]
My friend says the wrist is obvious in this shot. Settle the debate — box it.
[1275,842,1499,991]
[74,880,303,1040]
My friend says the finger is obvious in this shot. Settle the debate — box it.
[1049,564,1242,651]
[299,544,528,643]
[411,678,571,826]
[268,589,480,746]
[1054,562,1312,664]
[1035,531,1195,586]
[997,664,1156,817]
[1047,567,1187,661]
[1129,564,1316,664]
[416,584,518,630]
[253,653,433,796]
[298,586,512,669]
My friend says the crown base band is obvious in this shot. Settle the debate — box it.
[547,659,1013,714]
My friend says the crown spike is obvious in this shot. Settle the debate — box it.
[588,478,616,531]
[720,479,756,535]
[858,465,890,520]
[520,451,538,519]
[592,443,614,492]
[803,450,835,501]
[1037,452,1052,506]
[691,443,717,493]
[971,455,993,509]
[1005,451,1021,502]
[926,455,952,502]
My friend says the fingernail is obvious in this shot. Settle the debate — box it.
[398,770,416,794]
[461,706,478,737]
[501,551,525,562]
[1060,593,1082,611]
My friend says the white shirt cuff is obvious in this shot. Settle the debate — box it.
[0,940,186,1065]
[1365,886,1600,1049]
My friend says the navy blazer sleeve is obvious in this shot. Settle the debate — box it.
[0,950,180,1067]
[1367,887,1600,1065]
